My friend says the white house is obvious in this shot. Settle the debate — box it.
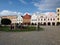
[38,13,47,25]
[31,12,57,26]
[31,13,38,24]
[17,15,23,24]
[46,12,57,26]
[38,13,57,26]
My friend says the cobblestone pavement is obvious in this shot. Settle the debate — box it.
[0,26,60,45]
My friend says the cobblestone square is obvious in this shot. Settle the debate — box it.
[0,26,60,45]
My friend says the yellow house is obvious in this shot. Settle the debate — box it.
[1,15,17,24]
[56,8,60,25]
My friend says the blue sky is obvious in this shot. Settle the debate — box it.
[0,0,60,15]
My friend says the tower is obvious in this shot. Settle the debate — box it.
[57,8,60,25]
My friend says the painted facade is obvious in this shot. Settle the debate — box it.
[17,15,23,23]
[23,14,31,24]
[38,13,47,25]
[31,13,57,25]
[56,8,60,25]
[0,12,57,26]
[46,12,57,26]
[57,8,60,22]
[1,15,17,24]
[31,13,37,24]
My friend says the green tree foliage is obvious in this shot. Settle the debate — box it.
[1,18,11,25]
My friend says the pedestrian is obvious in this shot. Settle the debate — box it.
[37,23,40,31]
[10,24,14,30]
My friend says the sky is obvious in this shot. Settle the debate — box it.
[0,0,60,16]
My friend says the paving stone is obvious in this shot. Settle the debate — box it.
[0,26,60,45]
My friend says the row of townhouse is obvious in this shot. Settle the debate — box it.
[31,8,60,26]
[0,13,57,26]
[31,13,57,26]
[0,15,23,24]
[0,8,60,26]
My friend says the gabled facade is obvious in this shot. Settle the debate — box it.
[0,12,57,26]
[17,15,23,23]
[31,13,57,26]
[23,14,31,24]
[38,14,47,25]
[46,12,57,26]
[31,13,37,24]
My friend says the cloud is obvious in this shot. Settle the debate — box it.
[33,0,60,12]
[0,10,32,16]
[44,12,56,15]
[0,10,23,16]
[19,0,27,4]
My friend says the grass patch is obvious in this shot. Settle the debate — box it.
[0,26,44,32]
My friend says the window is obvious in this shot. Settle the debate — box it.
[58,9,59,12]
[21,20,22,21]
[44,19,46,21]
[57,18,59,20]
[41,19,42,21]
[58,14,59,16]
[48,19,49,20]
[32,19,37,21]
[51,18,52,21]
[53,18,55,20]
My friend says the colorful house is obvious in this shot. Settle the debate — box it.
[23,14,31,25]
[46,12,57,26]
[56,8,60,25]
[31,12,57,26]
[1,15,17,24]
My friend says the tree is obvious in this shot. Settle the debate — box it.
[1,18,11,25]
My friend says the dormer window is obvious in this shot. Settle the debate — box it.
[58,14,59,16]
[57,18,59,20]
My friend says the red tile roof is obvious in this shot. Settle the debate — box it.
[23,14,31,19]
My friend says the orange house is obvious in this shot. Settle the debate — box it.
[23,14,31,25]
